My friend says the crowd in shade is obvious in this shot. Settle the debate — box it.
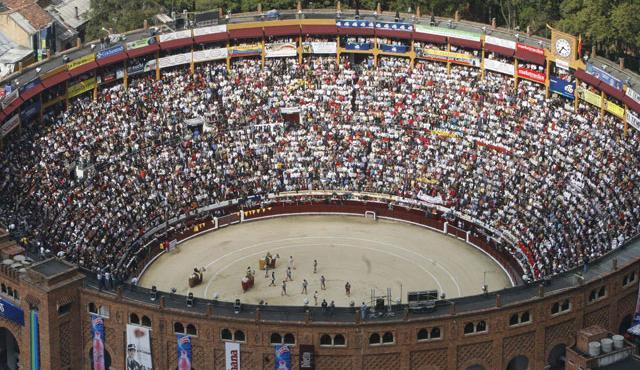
[0,55,639,282]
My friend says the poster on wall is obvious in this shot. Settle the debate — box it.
[274,345,291,370]
[549,76,575,99]
[91,314,106,370]
[126,324,153,369]
[225,342,240,370]
[299,345,314,370]
[176,334,192,370]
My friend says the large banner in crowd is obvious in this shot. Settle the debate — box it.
[126,324,153,369]
[417,49,480,67]
[158,52,192,69]
[302,42,336,54]
[483,59,514,76]
[549,76,575,99]
[299,345,314,370]
[193,48,228,62]
[274,345,291,370]
[517,67,545,84]
[586,63,623,90]
[265,42,297,58]
[91,315,106,370]
[176,334,192,370]
[225,342,240,370]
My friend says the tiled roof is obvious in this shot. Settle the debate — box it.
[1,0,53,30]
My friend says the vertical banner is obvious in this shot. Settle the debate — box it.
[91,314,106,370]
[126,324,153,369]
[225,341,240,370]
[176,334,192,370]
[30,310,40,370]
[299,345,314,370]
[274,345,291,370]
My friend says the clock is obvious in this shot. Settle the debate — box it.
[555,38,572,58]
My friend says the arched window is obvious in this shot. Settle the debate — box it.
[464,322,475,334]
[417,328,429,341]
[270,333,282,344]
[174,322,184,334]
[430,327,441,339]
[551,302,560,314]
[334,334,346,346]
[141,315,152,327]
[129,313,140,324]
[369,333,381,345]
[283,333,295,344]
[509,313,519,326]
[234,330,245,342]
[521,311,530,323]
[88,302,97,314]
[382,332,394,344]
[186,324,197,336]
[476,321,486,332]
[221,329,232,340]
[320,334,332,346]
[561,299,570,311]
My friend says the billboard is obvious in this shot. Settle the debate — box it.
[229,44,262,57]
[336,20,374,29]
[586,63,623,90]
[627,111,640,132]
[176,334,192,370]
[66,53,95,70]
[126,324,153,369]
[484,59,514,76]
[193,25,226,37]
[0,297,24,325]
[549,76,576,99]
[67,78,97,98]
[159,30,192,43]
[96,44,125,60]
[374,21,412,32]
[484,35,516,50]
[417,48,480,67]
[225,342,240,370]
[605,100,625,118]
[581,88,603,108]
[274,345,291,370]
[158,52,192,69]
[193,48,228,62]
[127,37,157,50]
[0,114,21,138]
[302,42,336,54]
[265,42,297,58]
[517,67,545,84]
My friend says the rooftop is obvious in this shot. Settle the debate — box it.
[1,0,53,30]
[46,0,90,30]
[598,357,640,370]
[30,258,75,278]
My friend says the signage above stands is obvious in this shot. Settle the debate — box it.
[336,20,374,28]
[0,297,24,326]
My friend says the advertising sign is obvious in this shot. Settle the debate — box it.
[606,100,625,118]
[374,21,412,32]
[345,42,372,51]
[417,48,480,67]
[299,345,314,370]
[127,60,156,76]
[225,342,240,370]
[302,42,336,54]
[274,345,291,370]
[581,88,603,108]
[91,315,106,370]
[0,114,21,138]
[159,30,192,43]
[193,48,228,62]
[193,25,227,37]
[67,78,97,98]
[516,43,544,56]
[158,52,192,69]
[484,59,515,76]
[549,75,576,99]
[229,44,262,57]
[66,53,95,70]
[626,87,640,104]
[414,24,480,41]
[484,35,516,50]
[0,297,24,325]
[587,63,623,90]
[126,324,153,370]
[127,37,157,50]
[336,20,374,28]
[96,44,125,60]
[265,42,297,58]
[379,43,409,53]
[176,334,192,370]
[1,89,19,109]
[627,111,640,132]
[517,67,546,84]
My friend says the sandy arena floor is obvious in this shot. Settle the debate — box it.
[139,215,511,307]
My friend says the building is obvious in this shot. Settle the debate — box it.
[0,0,55,60]
[45,0,90,51]
[0,29,32,79]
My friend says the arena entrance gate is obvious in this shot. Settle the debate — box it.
[0,327,19,370]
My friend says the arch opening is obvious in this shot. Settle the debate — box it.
[0,327,19,370]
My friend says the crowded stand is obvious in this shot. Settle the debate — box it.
[1,54,639,285]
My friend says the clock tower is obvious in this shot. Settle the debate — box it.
[549,26,580,68]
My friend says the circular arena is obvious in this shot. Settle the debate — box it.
[0,4,639,370]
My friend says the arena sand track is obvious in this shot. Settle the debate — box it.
[139,215,511,307]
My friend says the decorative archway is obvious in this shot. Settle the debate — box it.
[547,343,566,370]
[0,327,20,370]
[506,355,530,370]
[619,314,633,335]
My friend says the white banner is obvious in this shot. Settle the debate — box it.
[626,87,640,104]
[627,111,640,132]
[265,42,297,58]
[225,342,240,370]
[484,35,516,50]
[158,52,192,69]
[484,58,515,76]
[0,114,20,138]
[159,30,192,42]
[302,42,337,54]
[193,48,228,62]
[126,324,153,370]
[193,25,227,37]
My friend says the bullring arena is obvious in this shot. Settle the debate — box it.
[140,215,512,306]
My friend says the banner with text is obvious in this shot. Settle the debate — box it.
[484,59,514,76]
[345,42,373,51]
[302,42,336,54]
[627,111,640,132]
[96,44,125,60]
[626,87,640,104]
[68,77,96,98]
[417,49,480,66]
[586,63,623,90]
[91,315,106,370]
[193,48,228,62]
[274,345,291,370]
[517,67,545,84]
[1,89,19,109]
[127,37,156,50]
[265,42,297,58]
[549,76,576,99]
[159,30,192,43]
[176,334,192,370]
[581,88,603,108]
[606,100,625,118]
[66,53,95,70]
[336,20,374,29]
[374,21,412,32]
[516,43,544,56]
[0,296,24,325]
[299,345,314,370]
[379,44,409,53]
[193,25,226,37]
[229,44,262,57]
[225,342,240,370]
[126,324,153,370]
[484,35,516,50]
[158,52,192,69]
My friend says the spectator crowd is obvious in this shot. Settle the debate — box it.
[1,55,639,283]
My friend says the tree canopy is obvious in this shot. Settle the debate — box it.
[86,0,640,72]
